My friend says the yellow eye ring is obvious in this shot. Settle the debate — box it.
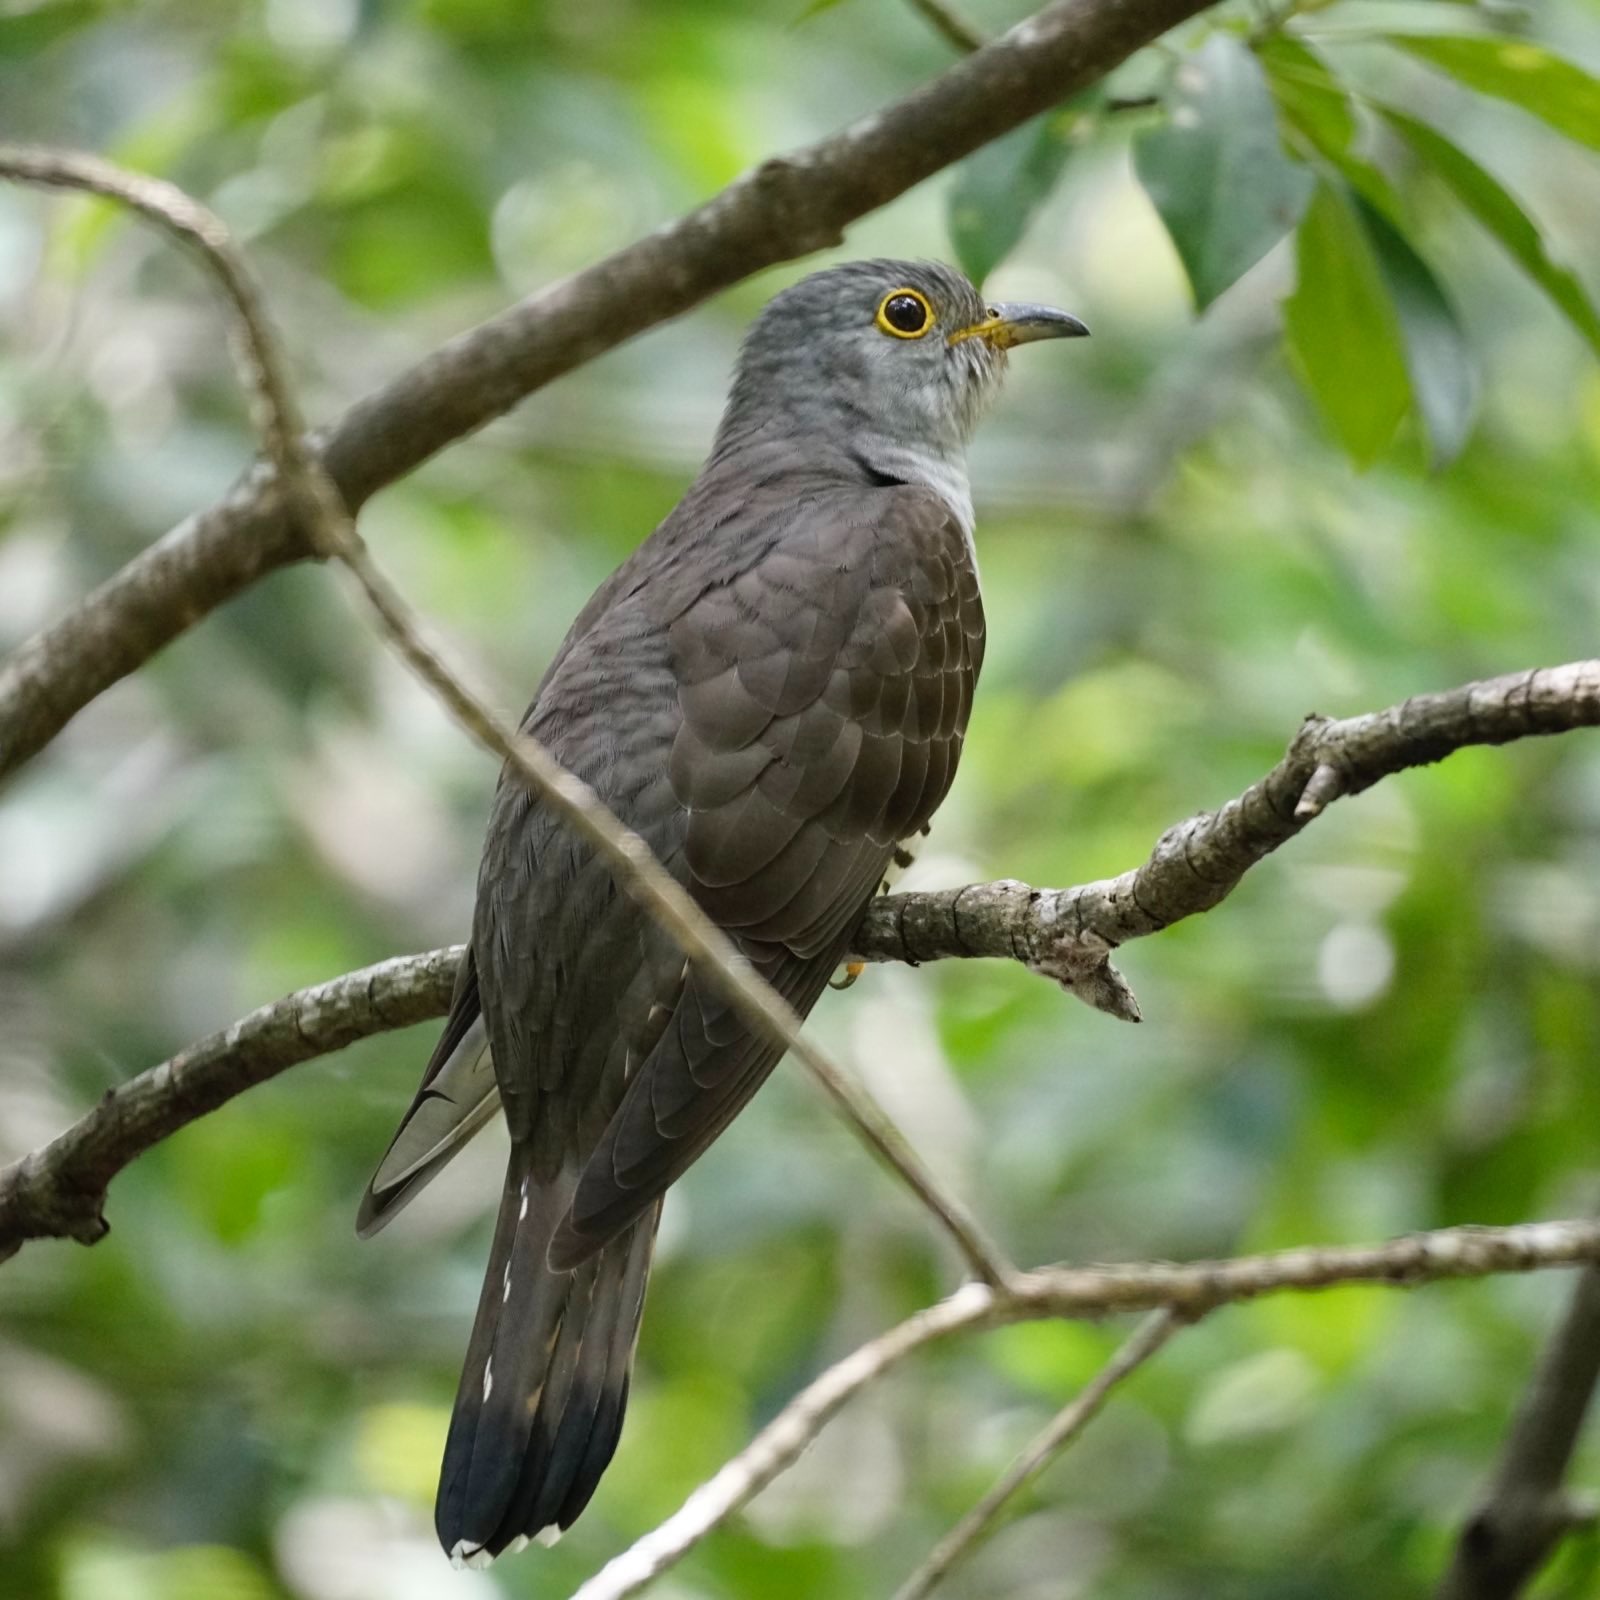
[876,287,933,339]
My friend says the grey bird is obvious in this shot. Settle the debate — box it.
[356,260,1087,1565]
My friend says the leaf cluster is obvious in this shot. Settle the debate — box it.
[950,10,1600,469]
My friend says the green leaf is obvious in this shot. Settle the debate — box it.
[946,101,1088,286]
[1284,182,1411,466]
[1354,196,1477,468]
[1261,36,1407,222]
[0,0,114,56]
[1259,35,1357,158]
[1380,106,1600,358]
[1136,33,1314,309]
[1263,37,1478,462]
[1390,34,1600,152]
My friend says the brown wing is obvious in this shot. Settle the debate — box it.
[472,617,694,1169]
[547,485,984,1268]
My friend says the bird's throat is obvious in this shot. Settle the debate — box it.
[853,434,975,534]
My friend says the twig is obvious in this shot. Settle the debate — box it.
[891,1308,1184,1600]
[570,1220,1600,1600]
[0,0,1215,786]
[569,1282,998,1600]
[1436,1261,1600,1599]
[0,148,1013,1291]
[4,661,1597,1258]
[905,0,987,54]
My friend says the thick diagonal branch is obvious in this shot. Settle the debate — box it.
[2,661,1596,1260]
[0,0,1211,786]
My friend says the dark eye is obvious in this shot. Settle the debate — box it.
[876,288,932,339]
[884,295,927,332]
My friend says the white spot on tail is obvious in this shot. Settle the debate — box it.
[450,1539,491,1569]
[466,1547,495,1570]
[482,1358,494,1402]
[507,1534,531,1554]
[535,1524,563,1548]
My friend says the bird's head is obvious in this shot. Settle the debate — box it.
[717,259,1088,461]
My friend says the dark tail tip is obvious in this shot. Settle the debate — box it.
[434,1182,658,1564]
[437,1350,635,1563]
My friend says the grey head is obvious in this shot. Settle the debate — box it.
[711,259,1087,525]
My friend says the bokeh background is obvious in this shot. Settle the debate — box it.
[3,0,1600,1596]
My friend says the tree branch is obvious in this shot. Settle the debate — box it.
[0,0,1212,786]
[851,660,1600,1013]
[0,949,462,1259]
[1436,1260,1600,1600]
[569,1220,1600,1600]
[890,1308,1184,1600]
[3,661,1596,1260]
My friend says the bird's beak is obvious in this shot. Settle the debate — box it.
[949,302,1090,349]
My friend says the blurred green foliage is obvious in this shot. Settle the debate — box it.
[2,0,1599,1597]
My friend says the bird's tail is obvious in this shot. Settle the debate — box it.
[436,1143,658,1565]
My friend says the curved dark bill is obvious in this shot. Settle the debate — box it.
[981,302,1090,347]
